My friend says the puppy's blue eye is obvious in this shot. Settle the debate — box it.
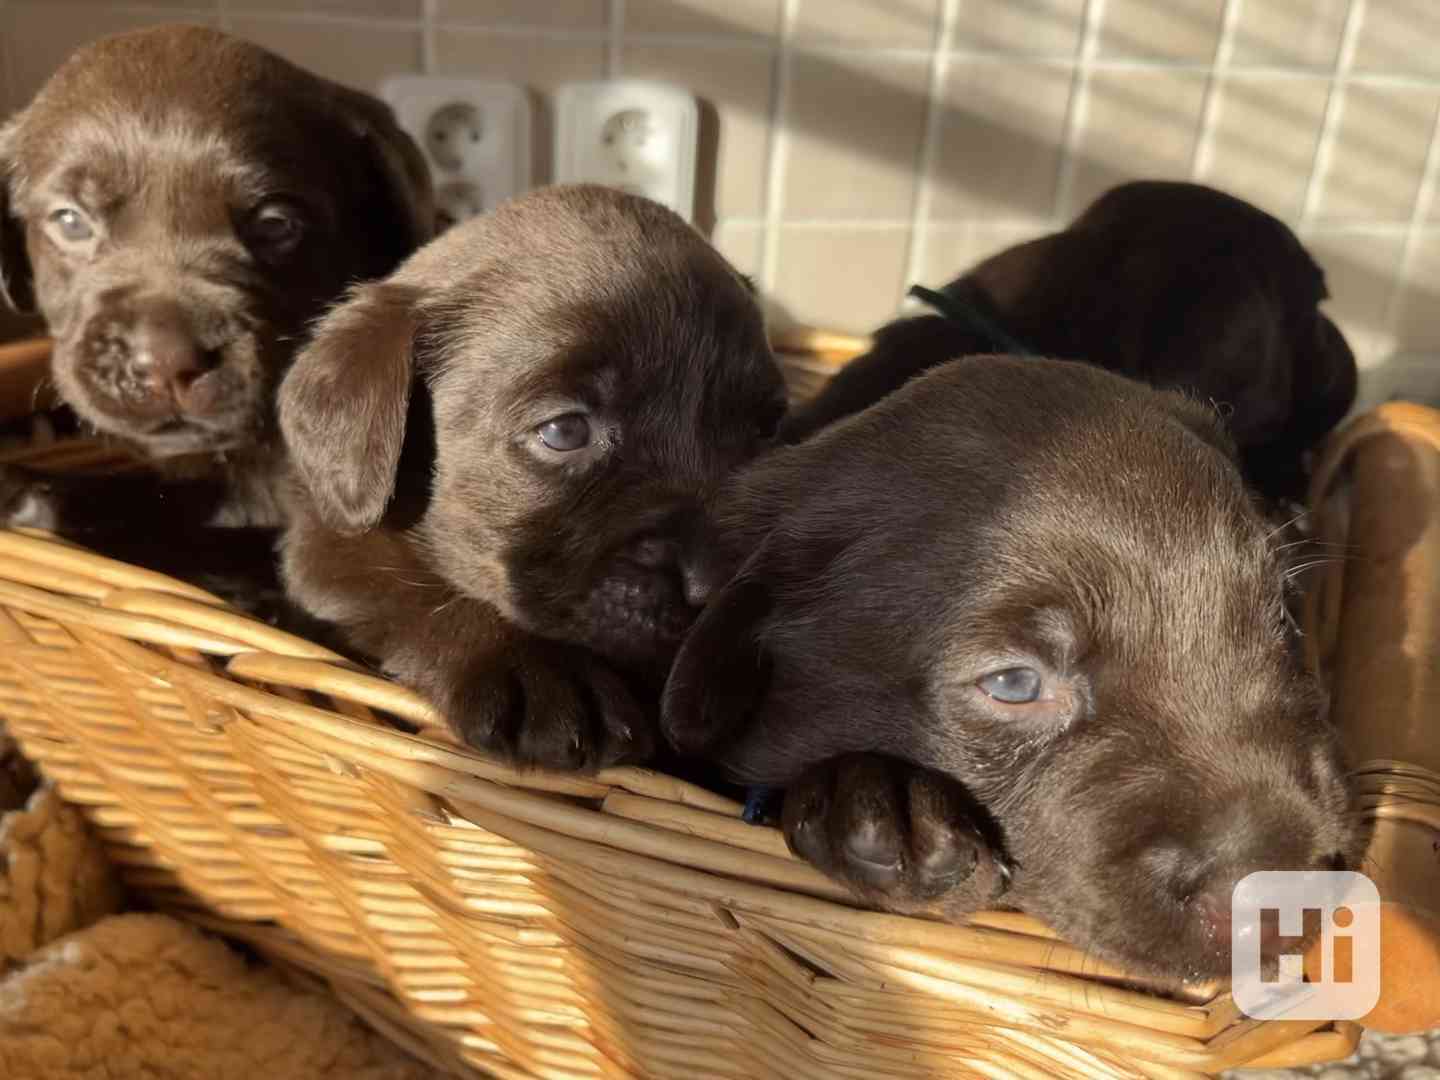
[977,667,1042,704]
[537,413,591,452]
[49,207,93,242]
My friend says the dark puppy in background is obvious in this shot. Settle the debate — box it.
[664,357,1362,980]
[279,185,786,770]
[785,181,1356,504]
[0,25,432,532]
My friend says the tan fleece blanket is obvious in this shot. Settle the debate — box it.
[0,773,440,1079]
[0,781,123,965]
[0,913,438,1080]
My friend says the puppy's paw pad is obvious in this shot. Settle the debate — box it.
[909,818,981,890]
[581,657,655,768]
[905,774,986,890]
[781,781,830,862]
[443,640,654,773]
[783,753,1006,914]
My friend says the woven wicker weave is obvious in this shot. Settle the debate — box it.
[0,335,1365,1079]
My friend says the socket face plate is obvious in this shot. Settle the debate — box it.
[380,76,532,226]
[555,80,698,221]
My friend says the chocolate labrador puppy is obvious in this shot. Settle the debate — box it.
[784,181,1356,504]
[278,184,787,770]
[0,25,432,530]
[663,356,1362,980]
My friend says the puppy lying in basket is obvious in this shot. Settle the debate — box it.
[662,356,1365,981]
[0,25,432,532]
[784,180,1357,506]
[277,184,787,770]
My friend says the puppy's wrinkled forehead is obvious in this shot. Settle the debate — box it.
[425,214,779,433]
[6,29,336,219]
[15,113,275,222]
[962,390,1281,663]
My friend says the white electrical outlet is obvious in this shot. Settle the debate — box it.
[554,80,699,222]
[379,76,531,230]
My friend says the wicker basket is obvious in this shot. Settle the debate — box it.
[0,335,1385,1079]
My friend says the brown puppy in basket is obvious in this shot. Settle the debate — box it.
[278,185,787,770]
[783,181,1357,505]
[0,25,432,530]
[662,356,1363,980]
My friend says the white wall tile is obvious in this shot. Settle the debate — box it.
[2,0,1438,367]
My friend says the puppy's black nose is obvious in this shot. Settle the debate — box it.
[129,302,223,414]
[628,534,720,609]
[679,558,717,609]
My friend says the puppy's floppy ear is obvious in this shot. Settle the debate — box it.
[329,86,436,267]
[1294,313,1357,445]
[661,550,775,757]
[279,282,422,534]
[0,117,35,313]
[964,232,1076,313]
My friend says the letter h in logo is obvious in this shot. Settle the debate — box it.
[1232,871,1380,1021]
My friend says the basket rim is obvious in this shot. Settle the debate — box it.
[5,366,1428,1076]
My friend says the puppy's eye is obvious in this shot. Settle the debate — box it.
[245,202,306,257]
[49,207,93,243]
[537,413,592,452]
[977,667,1042,704]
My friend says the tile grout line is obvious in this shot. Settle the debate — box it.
[1381,95,1440,333]
[758,0,799,296]
[725,216,1432,234]
[1189,0,1243,180]
[87,5,1440,90]
[900,0,960,305]
[420,0,437,75]
[607,0,625,78]
[1051,0,1107,224]
[1299,0,1366,231]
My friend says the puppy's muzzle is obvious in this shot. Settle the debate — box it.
[1140,787,1353,960]
[629,534,713,609]
[77,296,233,424]
[579,529,714,666]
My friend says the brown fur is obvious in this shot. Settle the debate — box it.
[279,185,787,770]
[0,25,432,530]
[782,181,1357,504]
[664,356,1364,980]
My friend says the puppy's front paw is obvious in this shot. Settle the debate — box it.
[0,465,61,530]
[438,636,655,772]
[783,753,1009,916]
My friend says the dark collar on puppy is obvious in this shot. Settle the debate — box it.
[907,283,1034,357]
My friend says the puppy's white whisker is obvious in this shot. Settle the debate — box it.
[1283,557,1347,582]
[29,375,55,412]
[1264,512,1306,539]
[1272,537,1357,554]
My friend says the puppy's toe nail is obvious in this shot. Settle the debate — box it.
[996,855,1015,884]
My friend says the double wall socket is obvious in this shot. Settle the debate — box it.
[554,80,699,223]
[380,76,532,230]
